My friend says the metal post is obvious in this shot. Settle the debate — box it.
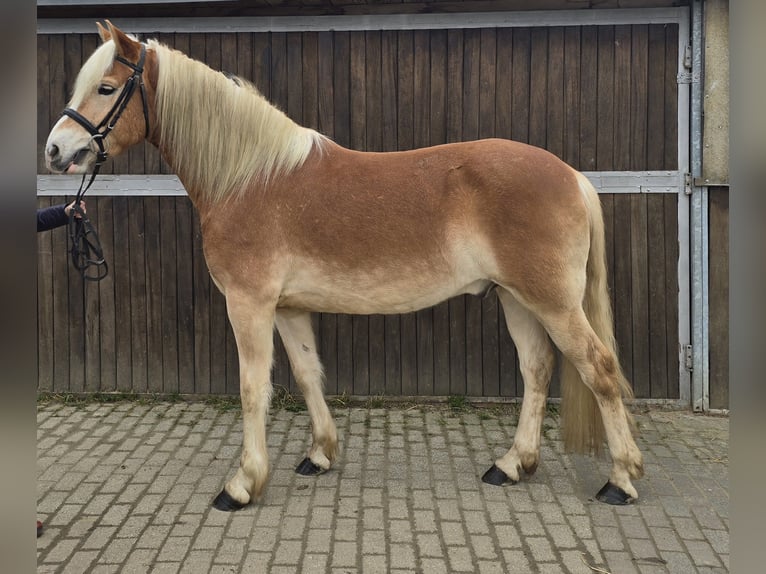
[690,0,709,411]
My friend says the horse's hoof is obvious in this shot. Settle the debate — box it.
[295,457,323,476]
[481,464,517,486]
[212,489,247,512]
[595,481,635,505]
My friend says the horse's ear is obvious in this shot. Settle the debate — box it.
[96,21,111,43]
[106,20,141,62]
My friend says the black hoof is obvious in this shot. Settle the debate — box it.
[295,457,323,476]
[481,464,517,486]
[595,481,634,505]
[212,489,247,512]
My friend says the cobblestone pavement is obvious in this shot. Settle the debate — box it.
[36,399,729,573]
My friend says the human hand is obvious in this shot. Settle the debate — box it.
[65,200,86,218]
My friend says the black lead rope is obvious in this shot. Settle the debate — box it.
[68,171,108,281]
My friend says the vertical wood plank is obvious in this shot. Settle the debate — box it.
[302,31,319,131]
[413,30,431,148]
[94,197,117,391]
[528,27,547,149]
[613,194,634,384]
[37,197,54,390]
[112,197,132,390]
[271,32,288,114]
[287,31,303,124]
[495,28,512,141]
[128,199,148,392]
[596,26,615,170]
[191,209,210,393]
[546,27,565,160]
[647,24,667,170]
[236,31,253,82]
[647,194,669,398]
[37,35,51,173]
[601,194,617,346]
[563,27,581,168]
[630,25,649,170]
[511,28,530,144]
[333,31,350,148]
[317,31,335,138]
[664,193,680,398]
[630,194,650,398]
[664,24,679,170]
[144,197,164,393]
[176,197,196,394]
[62,36,85,391]
[252,32,271,99]
[159,197,179,394]
[708,188,728,409]
[613,25,631,171]
[83,198,101,393]
[478,28,496,139]
[579,26,598,171]
[50,198,70,392]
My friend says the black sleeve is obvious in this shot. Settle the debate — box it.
[37,204,69,232]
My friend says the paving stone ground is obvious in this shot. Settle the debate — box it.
[37,399,728,573]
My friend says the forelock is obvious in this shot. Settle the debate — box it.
[69,40,117,108]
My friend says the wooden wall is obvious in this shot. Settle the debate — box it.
[37,24,681,398]
[708,187,728,410]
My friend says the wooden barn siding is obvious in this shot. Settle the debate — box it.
[708,187,728,410]
[37,24,680,398]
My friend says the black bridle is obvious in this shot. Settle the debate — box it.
[61,43,150,281]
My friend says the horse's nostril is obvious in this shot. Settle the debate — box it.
[47,143,60,159]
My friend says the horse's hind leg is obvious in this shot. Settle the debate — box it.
[541,307,643,502]
[483,288,555,486]
[275,309,338,475]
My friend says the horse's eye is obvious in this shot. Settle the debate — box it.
[98,85,116,96]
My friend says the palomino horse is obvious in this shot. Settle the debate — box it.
[45,22,644,509]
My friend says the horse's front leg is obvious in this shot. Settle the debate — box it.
[275,309,338,475]
[213,295,276,511]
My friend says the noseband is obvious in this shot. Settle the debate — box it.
[58,42,150,281]
[62,43,150,167]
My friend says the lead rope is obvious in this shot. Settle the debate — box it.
[68,168,108,281]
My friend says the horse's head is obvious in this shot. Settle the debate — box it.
[45,21,154,174]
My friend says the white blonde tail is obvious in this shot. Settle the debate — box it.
[560,173,634,454]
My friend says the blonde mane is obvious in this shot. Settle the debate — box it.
[150,40,325,203]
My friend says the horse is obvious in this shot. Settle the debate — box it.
[44,21,644,510]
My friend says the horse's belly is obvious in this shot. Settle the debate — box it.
[278,264,492,315]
